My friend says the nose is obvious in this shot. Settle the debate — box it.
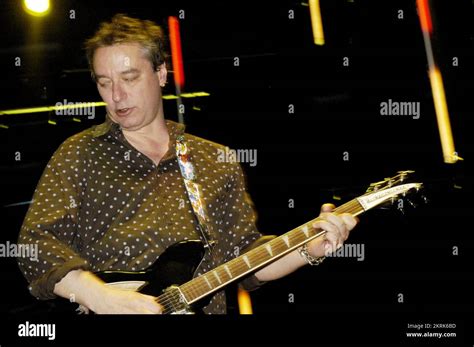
[112,82,126,103]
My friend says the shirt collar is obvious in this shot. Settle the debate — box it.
[91,117,186,161]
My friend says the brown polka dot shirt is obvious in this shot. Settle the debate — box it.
[17,119,265,314]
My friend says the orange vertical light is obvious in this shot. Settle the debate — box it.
[237,287,253,314]
[309,0,325,45]
[168,16,185,89]
[416,0,433,34]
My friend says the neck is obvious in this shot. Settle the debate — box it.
[122,116,169,144]
[121,116,172,166]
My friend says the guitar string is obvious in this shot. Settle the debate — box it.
[154,203,365,311]
[158,291,182,314]
[154,202,364,310]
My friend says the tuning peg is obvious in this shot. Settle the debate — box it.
[367,180,384,192]
[397,170,415,175]
[398,170,414,182]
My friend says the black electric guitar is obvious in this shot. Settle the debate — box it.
[78,171,422,314]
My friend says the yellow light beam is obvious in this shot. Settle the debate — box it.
[429,68,461,163]
[309,0,325,45]
[181,92,211,98]
[0,92,211,116]
[237,287,253,314]
[0,102,107,116]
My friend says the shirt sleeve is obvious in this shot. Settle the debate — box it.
[17,138,91,300]
[222,161,271,291]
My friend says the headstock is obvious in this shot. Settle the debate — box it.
[357,171,425,213]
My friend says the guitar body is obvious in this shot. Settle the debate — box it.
[96,240,208,313]
[13,240,208,315]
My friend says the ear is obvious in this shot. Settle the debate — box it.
[156,63,167,87]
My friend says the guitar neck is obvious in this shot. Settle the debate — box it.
[172,198,366,305]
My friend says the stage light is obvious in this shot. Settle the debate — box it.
[0,92,210,116]
[309,0,325,45]
[429,68,461,163]
[0,102,106,116]
[168,16,185,89]
[237,288,253,314]
[23,0,50,17]
[168,16,186,124]
[416,0,461,164]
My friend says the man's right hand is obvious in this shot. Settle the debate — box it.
[90,286,163,314]
[54,269,163,314]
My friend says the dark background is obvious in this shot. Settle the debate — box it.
[0,0,473,344]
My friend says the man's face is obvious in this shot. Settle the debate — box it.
[93,43,167,131]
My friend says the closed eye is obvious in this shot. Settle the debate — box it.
[98,81,111,88]
[123,75,139,83]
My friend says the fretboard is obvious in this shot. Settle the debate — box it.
[169,198,365,306]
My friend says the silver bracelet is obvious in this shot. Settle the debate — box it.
[298,243,326,266]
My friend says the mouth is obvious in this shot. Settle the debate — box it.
[115,107,135,117]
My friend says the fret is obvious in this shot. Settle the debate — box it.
[301,225,310,237]
[213,271,222,284]
[224,265,233,278]
[272,236,296,253]
[242,255,251,268]
[282,235,290,247]
[248,250,268,269]
[265,243,273,256]
[219,265,235,282]
[203,275,212,289]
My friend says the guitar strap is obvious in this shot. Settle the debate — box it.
[175,135,215,252]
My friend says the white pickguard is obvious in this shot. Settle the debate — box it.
[105,281,148,292]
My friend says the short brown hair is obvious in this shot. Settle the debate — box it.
[84,14,169,80]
